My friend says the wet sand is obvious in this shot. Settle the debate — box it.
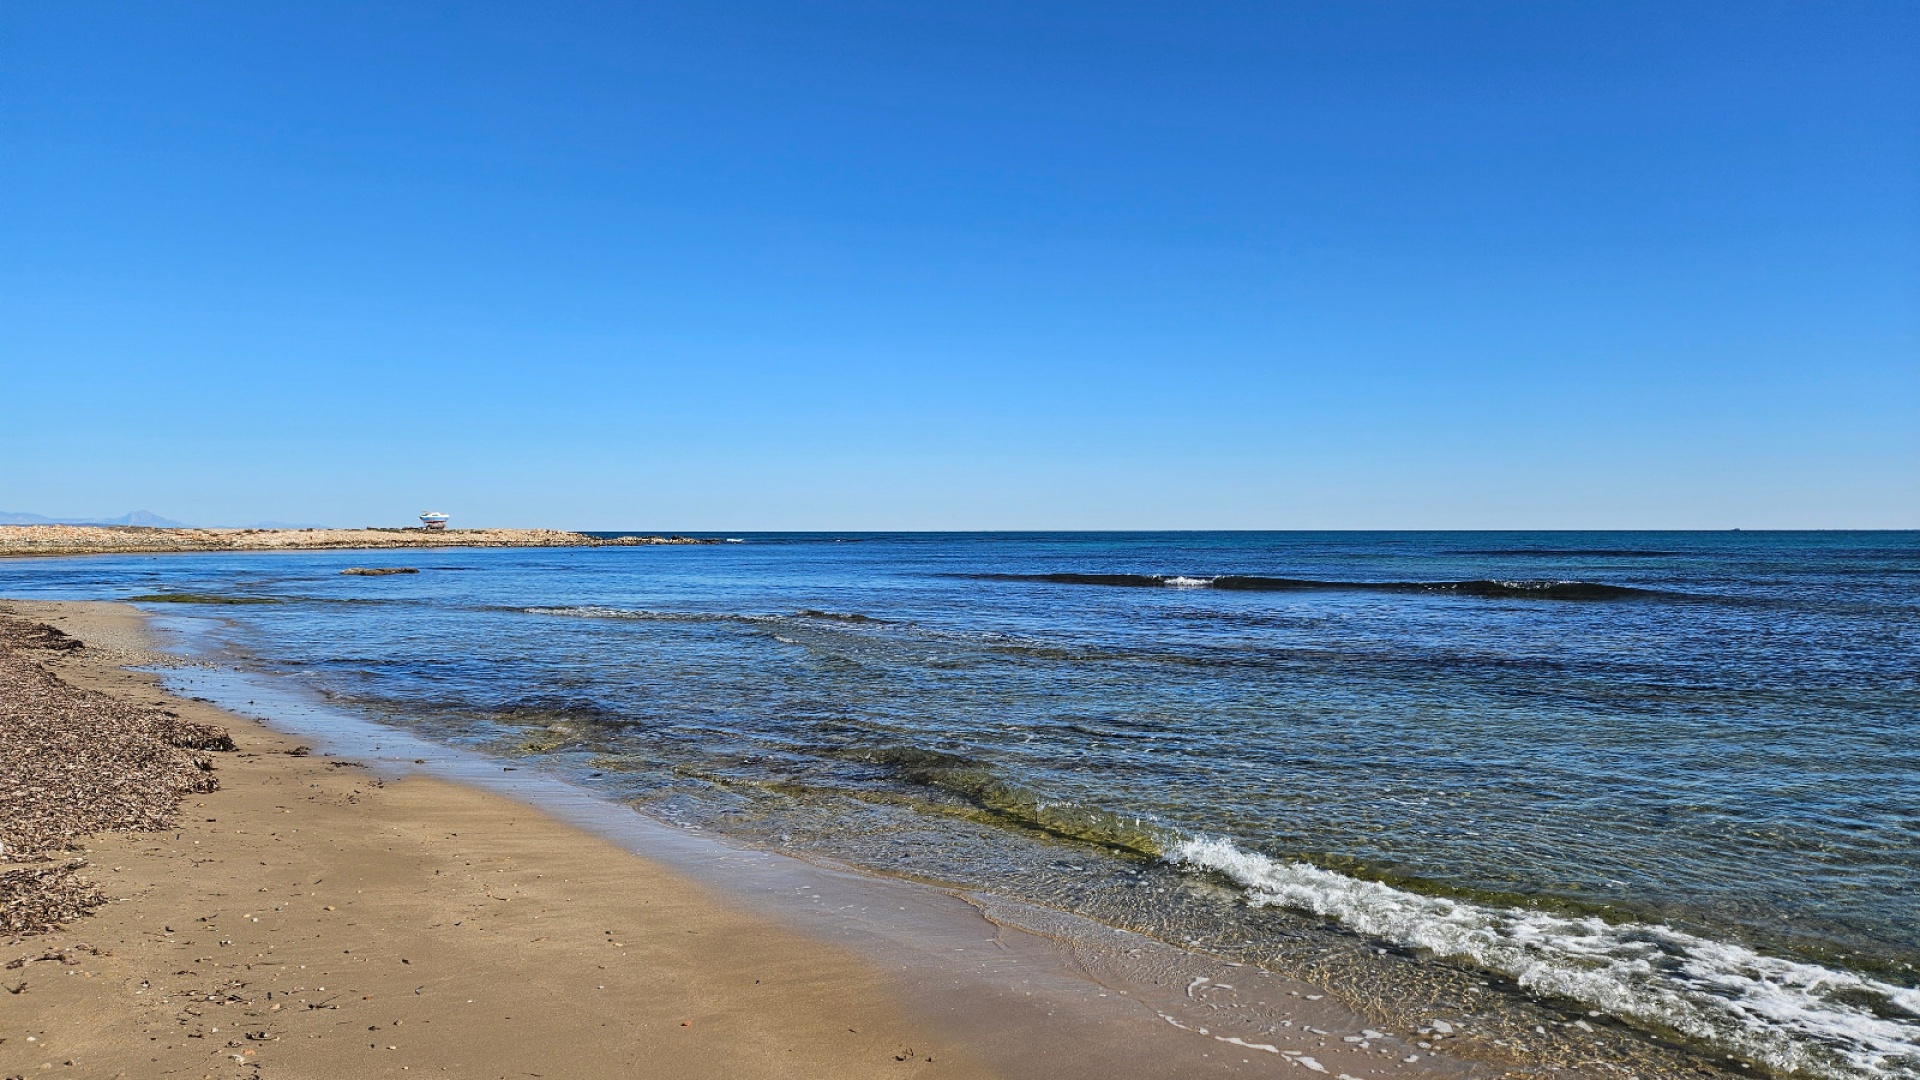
[0,600,1494,1080]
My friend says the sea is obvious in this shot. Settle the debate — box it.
[4,532,1914,1079]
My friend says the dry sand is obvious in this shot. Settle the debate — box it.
[0,526,711,558]
[0,600,1498,1080]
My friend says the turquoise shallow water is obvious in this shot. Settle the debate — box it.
[5,532,1916,1078]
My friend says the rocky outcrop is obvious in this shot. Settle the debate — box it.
[0,526,718,558]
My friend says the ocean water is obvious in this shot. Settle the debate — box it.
[4,532,1915,1079]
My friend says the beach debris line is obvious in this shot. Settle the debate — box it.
[0,612,234,936]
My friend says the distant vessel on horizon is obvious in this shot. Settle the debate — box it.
[419,511,449,531]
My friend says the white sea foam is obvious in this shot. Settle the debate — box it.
[1163,576,1216,588]
[1171,836,1920,1080]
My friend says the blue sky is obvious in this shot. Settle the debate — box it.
[3,2,1914,529]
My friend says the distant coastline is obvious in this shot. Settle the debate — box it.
[0,525,716,558]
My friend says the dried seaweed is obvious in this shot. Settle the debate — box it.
[0,614,231,936]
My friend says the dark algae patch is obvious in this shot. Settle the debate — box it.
[830,746,1171,859]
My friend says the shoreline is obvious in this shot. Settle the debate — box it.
[0,525,716,559]
[0,599,1485,1080]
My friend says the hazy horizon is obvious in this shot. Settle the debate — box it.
[4,508,1915,536]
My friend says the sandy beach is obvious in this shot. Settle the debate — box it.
[0,599,1490,1080]
[0,602,992,1079]
[0,526,712,559]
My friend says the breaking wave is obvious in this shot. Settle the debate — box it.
[795,609,883,622]
[522,605,889,625]
[1172,836,1920,1080]
[526,604,719,619]
[968,573,1680,600]
[1459,549,1680,558]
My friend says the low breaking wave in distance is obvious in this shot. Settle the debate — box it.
[520,604,784,625]
[523,605,882,623]
[967,573,1683,600]
[1172,836,1920,1080]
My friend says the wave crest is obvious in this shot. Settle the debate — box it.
[967,574,1678,600]
[1171,836,1920,1080]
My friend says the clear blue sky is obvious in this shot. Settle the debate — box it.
[3,2,1914,529]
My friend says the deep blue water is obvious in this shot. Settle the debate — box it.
[4,532,1915,1078]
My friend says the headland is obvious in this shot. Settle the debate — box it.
[0,525,712,559]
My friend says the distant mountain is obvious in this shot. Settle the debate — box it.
[0,509,189,528]
[95,510,188,527]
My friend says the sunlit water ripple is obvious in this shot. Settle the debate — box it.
[5,531,1914,1079]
